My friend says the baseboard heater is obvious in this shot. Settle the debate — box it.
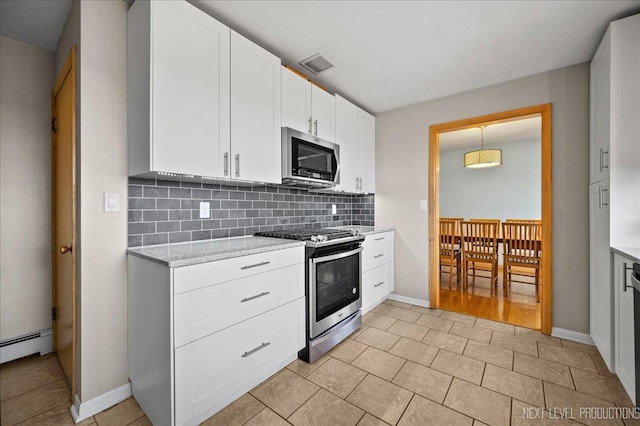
[0,329,53,364]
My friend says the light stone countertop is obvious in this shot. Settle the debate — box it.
[330,225,395,236]
[611,246,640,264]
[127,236,306,268]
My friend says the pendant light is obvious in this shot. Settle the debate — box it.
[464,126,502,169]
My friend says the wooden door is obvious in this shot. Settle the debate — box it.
[281,66,312,135]
[52,47,77,397]
[310,85,335,142]
[357,108,376,193]
[230,30,281,184]
[335,95,359,192]
[152,0,230,178]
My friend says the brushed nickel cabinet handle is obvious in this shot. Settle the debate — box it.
[599,148,604,172]
[623,262,633,292]
[308,117,312,133]
[374,254,385,259]
[224,152,229,176]
[374,282,385,288]
[374,237,385,241]
[241,342,270,358]
[602,149,609,170]
[314,119,318,136]
[241,261,270,270]
[235,154,240,177]
[241,291,270,303]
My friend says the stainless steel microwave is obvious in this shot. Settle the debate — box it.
[282,127,340,188]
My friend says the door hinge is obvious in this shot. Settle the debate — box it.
[52,307,57,321]
[51,118,57,133]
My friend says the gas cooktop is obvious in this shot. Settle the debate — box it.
[254,228,362,245]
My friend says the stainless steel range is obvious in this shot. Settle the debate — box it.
[254,228,364,362]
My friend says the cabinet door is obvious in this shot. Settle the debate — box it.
[281,67,312,135]
[357,109,376,193]
[362,262,393,314]
[152,1,230,177]
[590,28,610,184]
[230,31,281,184]
[335,95,359,192]
[311,85,335,142]
[589,181,612,368]
[614,253,635,403]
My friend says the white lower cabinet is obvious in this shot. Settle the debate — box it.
[128,246,305,426]
[361,231,395,313]
[614,253,635,404]
[175,300,302,426]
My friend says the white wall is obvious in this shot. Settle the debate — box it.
[0,37,55,341]
[376,63,591,334]
[440,138,541,220]
[55,0,129,402]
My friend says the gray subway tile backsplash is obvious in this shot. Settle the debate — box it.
[128,178,375,247]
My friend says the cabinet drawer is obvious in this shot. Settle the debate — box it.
[362,232,394,272]
[173,246,304,294]
[174,263,304,348]
[174,299,302,426]
[362,262,393,312]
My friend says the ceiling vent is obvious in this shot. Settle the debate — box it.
[299,53,334,75]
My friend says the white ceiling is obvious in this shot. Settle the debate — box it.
[192,0,639,114]
[439,116,541,151]
[2,1,638,114]
[0,0,72,52]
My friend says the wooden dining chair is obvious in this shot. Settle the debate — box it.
[439,219,461,288]
[440,217,464,237]
[502,222,542,302]
[460,221,499,293]
[506,219,542,239]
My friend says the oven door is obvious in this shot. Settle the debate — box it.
[309,246,362,339]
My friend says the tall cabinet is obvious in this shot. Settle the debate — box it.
[589,13,640,380]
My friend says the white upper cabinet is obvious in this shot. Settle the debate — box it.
[335,95,359,192]
[281,67,312,134]
[590,27,611,184]
[357,109,376,193]
[311,85,336,142]
[281,67,335,142]
[230,31,282,184]
[128,0,230,177]
[334,95,376,193]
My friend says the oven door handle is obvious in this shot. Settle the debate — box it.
[310,247,363,264]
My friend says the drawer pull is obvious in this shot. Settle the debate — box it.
[374,282,385,288]
[241,291,270,303]
[374,254,385,259]
[374,237,385,241]
[241,342,271,358]
[241,261,270,270]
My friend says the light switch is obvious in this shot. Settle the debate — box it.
[104,193,120,213]
[419,200,427,211]
[199,202,210,219]
[332,204,337,215]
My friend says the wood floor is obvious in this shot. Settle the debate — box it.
[439,267,541,330]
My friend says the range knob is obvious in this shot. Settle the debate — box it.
[311,235,318,242]
[320,235,328,242]
[350,230,358,236]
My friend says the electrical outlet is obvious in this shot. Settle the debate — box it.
[199,202,210,219]
[332,204,337,215]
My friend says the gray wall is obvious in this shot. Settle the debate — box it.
[0,37,55,341]
[128,178,375,246]
[440,138,541,220]
[376,63,590,334]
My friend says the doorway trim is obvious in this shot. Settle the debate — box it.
[52,45,77,397]
[428,103,552,334]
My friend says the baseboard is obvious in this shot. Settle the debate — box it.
[0,329,53,364]
[71,382,132,423]
[387,293,430,308]
[551,327,594,345]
